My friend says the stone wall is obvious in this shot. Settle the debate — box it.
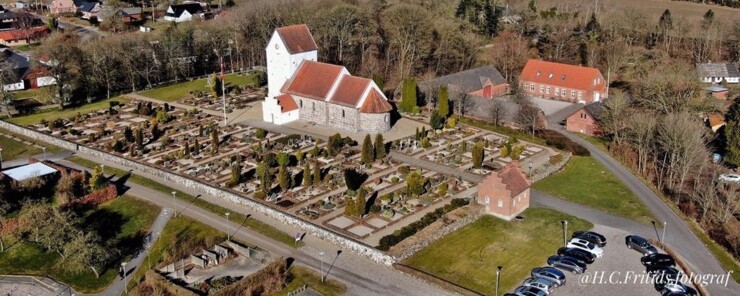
[359,112,391,134]
[0,120,396,266]
[326,103,359,132]
[530,152,572,183]
[296,96,327,125]
[394,206,484,261]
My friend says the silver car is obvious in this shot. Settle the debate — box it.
[522,277,555,294]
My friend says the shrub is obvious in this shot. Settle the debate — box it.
[398,166,410,175]
[255,128,267,139]
[537,130,590,156]
[391,176,400,184]
[377,198,469,250]
[549,154,564,165]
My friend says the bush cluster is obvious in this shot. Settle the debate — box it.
[377,198,469,251]
[537,130,590,156]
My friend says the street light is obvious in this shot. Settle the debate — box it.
[41,147,46,160]
[121,261,128,294]
[560,220,568,248]
[651,220,661,244]
[495,266,502,296]
[528,163,533,179]
[225,212,231,241]
[172,191,177,216]
[319,251,325,283]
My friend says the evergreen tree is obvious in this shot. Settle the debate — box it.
[313,164,321,185]
[194,138,200,154]
[472,141,484,168]
[303,162,311,186]
[278,165,290,191]
[183,142,190,157]
[355,188,367,217]
[211,125,219,154]
[89,166,105,191]
[455,0,469,18]
[374,134,386,160]
[400,78,418,113]
[659,9,673,31]
[230,162,241,185]
[702,9,715,29]
[134,128,143,148]
[150,122,160,140]
[277,152,290,167]
[430,110,443,130]
[483,0,499,36]
[528,0,537,13]
[415,127,420,141]
[344,195,355,216]
[256,161,271,194]
[123,126,133,142]
[438,86,450,118]
[372,73,384,91]
[311,145,320,158]
[584,12,601,38]
[361,134,374,164]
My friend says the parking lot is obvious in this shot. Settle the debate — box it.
[528,224,697,296]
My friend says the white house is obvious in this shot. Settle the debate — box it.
[262,24,393,133]
[696,62,740,84]
[1,48,28,91]
[163,3,203,22]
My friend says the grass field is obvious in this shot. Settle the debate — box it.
[533,156,656,224]
[7,97,129,126]
[0,196,160,293]
[272,266,347,296]
[9,88,47,100]
[140,73,260,102]
[405,208,592,295]
[0,134,43,160]
[128,215,226,288]
[67,156,299,248]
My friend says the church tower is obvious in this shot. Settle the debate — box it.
[263,25,318,123]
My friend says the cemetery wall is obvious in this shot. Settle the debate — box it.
[0,120,397,266]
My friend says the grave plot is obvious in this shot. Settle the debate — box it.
[178,86,265,113]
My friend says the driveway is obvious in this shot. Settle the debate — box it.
[551,127,739,295]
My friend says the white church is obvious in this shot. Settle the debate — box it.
[262,24,393,134]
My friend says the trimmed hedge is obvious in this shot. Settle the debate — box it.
[377,198,469,251]
[536,130,590,156]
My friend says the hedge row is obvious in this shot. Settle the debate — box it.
[536,130,590,156]
[377,198,469,251]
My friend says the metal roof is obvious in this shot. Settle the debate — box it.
[1,162,58,182]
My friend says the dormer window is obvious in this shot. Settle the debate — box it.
[561,75,567,80]
[536,71,541,76]
[548,73,553,79]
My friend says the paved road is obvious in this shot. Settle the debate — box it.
[58,20,105,41]
[97,208,173,296]
[55,158,454,296]
[554,128,738,295]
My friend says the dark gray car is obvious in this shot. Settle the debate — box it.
[531,267,566,287]
[625,235,658,255]
[547,255,587,274]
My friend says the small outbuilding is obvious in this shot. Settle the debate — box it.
[566,102,603,136]
[1,162,59,182]
[476,160,531,221]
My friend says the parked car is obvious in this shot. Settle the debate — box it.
[572,230,607,247]
[531,267,566,287]
[661,291,689,296]
[647,266,682,278]
[521,277,555,294]
[660,281,698,296]
[513,286,547,296]
[641,253,676,268]
[625,235,658,255]
[718,174,740,183]
[567,238,604,257]
[547,255,587,274]
[557,247,596,264]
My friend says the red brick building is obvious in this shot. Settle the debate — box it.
[476,161,531,220]
[566,102,603,136]
[519,59,607,104]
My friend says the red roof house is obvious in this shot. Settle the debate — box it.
[519,59,607,104]
[566,102,603,136]
[477,161,531,220]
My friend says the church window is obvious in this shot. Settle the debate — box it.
[312,102,315,111]
[484,196,490,204]
[342,110,345,118]
[384,115,388,122]
[497,199,503,207]
[299,100,303,108]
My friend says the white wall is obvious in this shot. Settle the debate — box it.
[265,31,317,98]
[37,76,56,87]
[3,81,25,91]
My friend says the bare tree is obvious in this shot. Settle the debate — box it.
[625,111,658,176]
[599,92,629,144]
[515,97,541,135]
[489,100,508,126]
[490,30,529,82]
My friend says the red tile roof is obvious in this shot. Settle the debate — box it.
[360,89,393,114]
[282,61,345,100]
[276,94,298,113]
[520,59,606,92]
[276,24,318,54]
[481,160,530,199]
[0,27,49,42]
[329,75,371,107]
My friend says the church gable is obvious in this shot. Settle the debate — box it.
[275,24,318,54]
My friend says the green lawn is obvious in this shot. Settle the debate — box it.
[9,88,46,100]
[271,266,347,296]
[0,128,64,156]
[405,208,593,295]
[533,156,656,224]
[7,97,129,126]
[0,134,42,160]
[67,156,298,248]
[0,196,160,293]
[140,73,260,102]
[128,215,226,289]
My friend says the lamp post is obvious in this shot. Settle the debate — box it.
[495,266,502,296]
[560,220,568,248]
[319,251,325,283]
[171,191,177,216]
[0,147,3,170]
[651,220,661,244]
[528,163,533,179]
[225,212,231,241]
[213,48,227,126]
[41,147,46,160]
[228,40,234,73]
[121,261,128,294]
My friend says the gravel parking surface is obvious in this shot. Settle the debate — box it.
[526,225,697,296]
